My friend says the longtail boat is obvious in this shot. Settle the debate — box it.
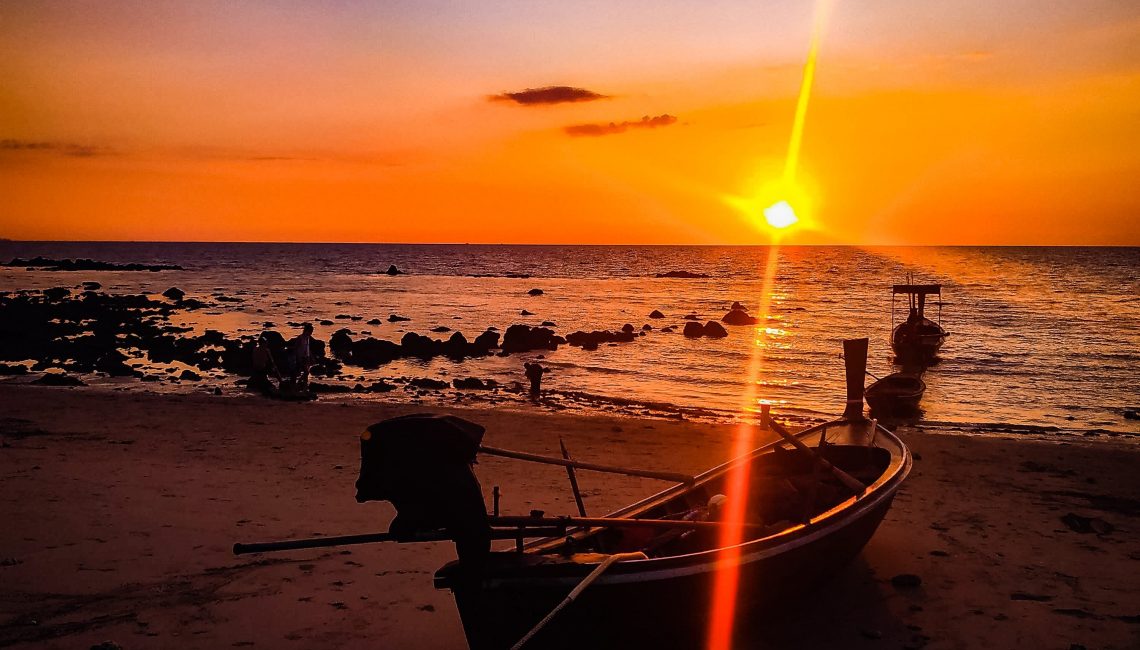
[865,371,926,416]
[891,283,949,363]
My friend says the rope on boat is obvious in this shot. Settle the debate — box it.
[510,552,648,650]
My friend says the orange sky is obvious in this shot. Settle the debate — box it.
[1,1,1138,244]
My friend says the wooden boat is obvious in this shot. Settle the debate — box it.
[891,283,948,363]
[865,372,925,416]
[434,342,912,649]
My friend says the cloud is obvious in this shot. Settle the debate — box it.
[563,114,678,137]
[489,86,608,106]
[0,139,113,157]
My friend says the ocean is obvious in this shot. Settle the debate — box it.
[1,242,1137,438]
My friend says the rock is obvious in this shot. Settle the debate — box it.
[682,322,705,338]
[683,314,699,320]
[621,323,635,334]
[330,329,354,359]
[731,301,744,310]
[540,321,556,327]
[43,287,71,301]
[642,324,652,331]
[408,377,448,390]
[528,288,544,296]
[722,308,758,325]
[520,310,534,316]
[430,326,452,333]
[0,363,29,375]
[335,314,352,320]
[1061,512,1114,535]
[890,574,922,588]
[649,309,665,319]
[501,325,562,353]
[366,318,382,325]
[660,325,675,333]
[444,331,469,358]
[703,321,728,338]
[162,287,185,301]
[179,369,202,381]
[82,281,102,290]
[385,264,402,275]
[388,314,411,322]
[655,270,710,279]
[350,338,401,367]
[354,381,395,393]
[453,377,497,390]
[1124,408,1139,420]
[401,332,442,358]
[32,373,86,387]
[5,257,182,272]
[95,350,139,377]
[472,329,500,353]
[309,381,353,394]
[565,329,636,350]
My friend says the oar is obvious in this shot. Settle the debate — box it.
[479,445,693,484]
[762,408,866,495]
[233,527,568,555]
[510,552,648,650]
[559,438,588,517]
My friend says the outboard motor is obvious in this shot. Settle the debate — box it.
[356,414,491,564]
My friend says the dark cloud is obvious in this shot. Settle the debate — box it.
[0,139,113,157]
[489,86,608,106]
[563,114,678,137]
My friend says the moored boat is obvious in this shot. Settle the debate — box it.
[865,372,926,416]
[891,283,948,363]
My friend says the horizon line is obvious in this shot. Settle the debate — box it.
[2,238,1138,248]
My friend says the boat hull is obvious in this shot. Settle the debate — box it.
[865,374,926,416]
[891,319,947,363]
[437,420,911,649]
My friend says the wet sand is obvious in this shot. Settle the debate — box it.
[1,385,1137,649]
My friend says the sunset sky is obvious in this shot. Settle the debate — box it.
[2,1,1137,244]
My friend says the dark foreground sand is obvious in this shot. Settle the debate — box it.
[1,385,1137,649]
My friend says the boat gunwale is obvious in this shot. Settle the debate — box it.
[435,419,912,587]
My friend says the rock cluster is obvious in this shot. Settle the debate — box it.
[5,257,183,272]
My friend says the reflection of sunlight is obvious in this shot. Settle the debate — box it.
[708,2,833,648]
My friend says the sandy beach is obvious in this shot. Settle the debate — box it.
[1,384,1136,649]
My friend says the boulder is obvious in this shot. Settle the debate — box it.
[388,314,411,322]
[444,331,469,358]
[566,330,636,351]
[351,338,401,367]
[366,318,382,325]
[453,377,496,390]
[329,328,354,359]
[683,314,699,320]
[0,363,28,375]
[354,381,396,393]
[430,326,452,333]
[501,325,561,353]
[731,301,745,310]
[43,287,71,301]
[409,377,448,390]
[385,265,402,275]
[722,309,758,325]
[642,324,652,331]
[82,282,102,291]
[32,372,86,386]
[682,322,705,338]
[472,329,501,353]
[401,332,441,358]
[649,310,665,319]
[179,369,202,381]
[703,321,729,338]
[528,288,544,296]
[162,287,185,301]
[621,324,635,334]
[520,309,534,316]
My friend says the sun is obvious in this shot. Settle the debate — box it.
[763,200,799,229]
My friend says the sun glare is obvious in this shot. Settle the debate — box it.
[763,201,799,229]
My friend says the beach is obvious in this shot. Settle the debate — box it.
[2,384,1136,649]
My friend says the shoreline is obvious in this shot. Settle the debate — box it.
[2,385,1138,649]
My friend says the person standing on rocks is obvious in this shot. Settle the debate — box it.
[524,362,545,398]
[250,334,281,395]
[291,323,314,387]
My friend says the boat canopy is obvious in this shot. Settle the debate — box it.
[892,284,941,295]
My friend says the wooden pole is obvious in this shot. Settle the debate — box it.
[233,527,569,555]
[510,552,648,650]
[479,445,693,484]
[762,411,866,496]
[560,437,588,517]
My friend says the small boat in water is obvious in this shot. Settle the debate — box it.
[891,283,948,363]
[865,372,926,416]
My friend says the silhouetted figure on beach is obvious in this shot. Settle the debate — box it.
[524,362,545,398]
[291,323,314,387]
[249,335,281,395]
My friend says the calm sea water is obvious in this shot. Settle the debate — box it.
[2,242,1137,437]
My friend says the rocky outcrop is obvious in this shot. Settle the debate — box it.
[501,325,562,353]
[5,257,183,272]
[566,329,636,350]
[722,308,758,325]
